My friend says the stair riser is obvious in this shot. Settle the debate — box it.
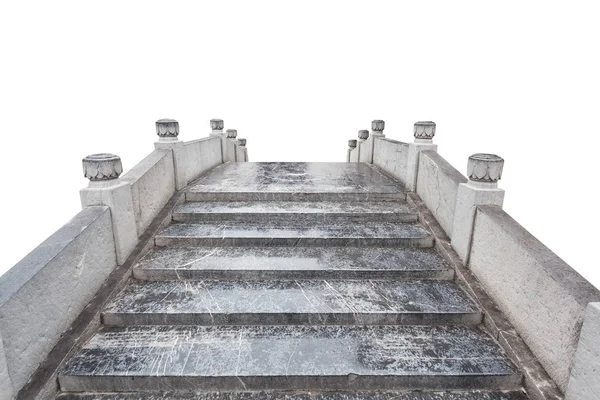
[56,391,530,400]
[154,237,435,248]
[172,213,419,223]
[186,192,406,202]
[132,269,455,281]
[102,312,482,326]
[59,375,522,393]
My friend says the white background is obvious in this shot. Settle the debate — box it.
[1,1,598,289]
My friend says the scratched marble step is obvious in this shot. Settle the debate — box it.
[55,389,529,400]
[155,222,433,248]
[102,280,481,326]
[186,162,405,202]
[172,201,418,223]
[59,325,521,392]
[133,247,454,281]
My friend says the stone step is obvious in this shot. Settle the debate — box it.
[56,390,529,400]
[102,280,481,326]
[186,162,405,202]
[155,222,433,248]
[133,246,454,281]
[59,325,521,392]
[172,201,418,223]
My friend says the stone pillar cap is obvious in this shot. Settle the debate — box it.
[226,129,238,138]
[211,119,224,130]
[348,139,357,148]
[358,130,369,140]
[156,119,179,139]
[414,121,436,140]
[238,138,247,146]
[82,153,123,181]
[467,153,504,183]
[371,120,385,132]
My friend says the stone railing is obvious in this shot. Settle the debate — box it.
[347,120,600,400]
[0,118,249,400]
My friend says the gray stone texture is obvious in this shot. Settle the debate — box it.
[59,325,520,392]
[469,205,600,391]
[82,153,123,181]
[186,162,405,202]
[172,200,418,223]
[155,118,179,139]
[133,246,454,281]
[55,390,529,400]
[451,182,504,263]
[155,220,433,248]
[566,302,600,400]
[0,332,13,400]
[467,154,503,183]
[373,137,410,184]
[122,149,176,236]
[224,137,237,162]
[359,136,373,163]
[80,181,138,264]
[405,141,438,191]
[416,151,467,237]
[414,121,436,140]
[102,280,481,326]
[182,136,222,184]
[0,206,117,392]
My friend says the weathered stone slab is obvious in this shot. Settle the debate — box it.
[56,389,529,400]
[133,246,454,281]
[469,205,600,391]
[173,201,418,223]
[59,325,521,392]
[154,222,433,247]
[186,163,405,202]
[566,302,600,400]
[416,151,467,238]
[102,280,481,326]
[0,206,117,392]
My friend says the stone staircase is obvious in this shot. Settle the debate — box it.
[57,162,527,399]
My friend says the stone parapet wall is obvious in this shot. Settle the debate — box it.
[347,120,600,398]
[184,136,223,183]
[470,205,600,391]
[0,206,116,398]
[122,149,176,236]
[416,151,467,237]
[373,137,410,183]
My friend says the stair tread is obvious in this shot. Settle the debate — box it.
[133,246,453,281]
[174,201,416,216]
[156,222,431,240]
[186,162,404,201]
[102,280,481,326]
[60,325,520,391]
[56,389,529,399]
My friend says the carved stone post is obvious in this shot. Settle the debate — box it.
[224,129,238,162]
[347,139,357,162]
[356,130,369,162]
[237,138,248,162]
[80,154,137,264]
[405,121,438,191]
[209,119,225,163]
[451,153,505,264]
[364,120,385,164]
[154,118,187,190]
[210,119,224,137]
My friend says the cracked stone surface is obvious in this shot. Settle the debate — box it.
[155,221,433,247]
[60,325,520,392]
[102,280,481,326]
[133,246,454,281]
[173,201,418,222]
[56,390,529,400]
[186,163,405,201]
